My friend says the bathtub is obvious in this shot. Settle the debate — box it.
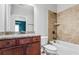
[51,40,79,55]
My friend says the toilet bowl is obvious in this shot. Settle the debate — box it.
[43,44,57,55]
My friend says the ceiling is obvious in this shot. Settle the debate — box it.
[30,4,76,13]
[57,4,76,13]
[34,4,76,13]
[11,4,77,13]
[34,4,57,12]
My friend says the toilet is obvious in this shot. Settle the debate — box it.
[41,36,57,55]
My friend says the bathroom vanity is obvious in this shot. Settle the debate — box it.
[0,4,40,55]
[0,34,41,55]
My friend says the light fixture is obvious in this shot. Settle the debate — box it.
[27,4,34,6]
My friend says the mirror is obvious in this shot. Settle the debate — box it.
[0,4,34,34]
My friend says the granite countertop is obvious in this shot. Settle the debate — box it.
[0,32,40,39]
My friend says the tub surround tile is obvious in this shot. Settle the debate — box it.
[48,10,57,41]
[57,5,79,44]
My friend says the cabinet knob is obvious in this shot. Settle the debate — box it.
[6,42,10,45]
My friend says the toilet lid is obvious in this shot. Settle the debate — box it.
[44,44,57,50]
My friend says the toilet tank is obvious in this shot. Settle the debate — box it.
[41,36,48,46]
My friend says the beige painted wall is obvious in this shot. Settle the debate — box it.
[57,5,79,44]
[48,10,57,41]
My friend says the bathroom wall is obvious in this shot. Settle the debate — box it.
[57,5,79,44]
[0,4,11,32]
[0,4,6,32]
[48,10,57,41]
[34,4,57,45]
[34,4,57,36]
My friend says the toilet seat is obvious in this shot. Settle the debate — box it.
[44,44,57,51]
[43,44,57,55]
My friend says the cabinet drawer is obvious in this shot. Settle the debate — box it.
[0,40,16,48]
[1,46,24,55]
[19,37,32,45]
[32,36,40,42]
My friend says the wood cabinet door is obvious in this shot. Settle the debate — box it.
[13,46,24,55]
[0,50,2,55]
[1,48,14,55]
[1,46,24,55]
[26,42,40,55]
